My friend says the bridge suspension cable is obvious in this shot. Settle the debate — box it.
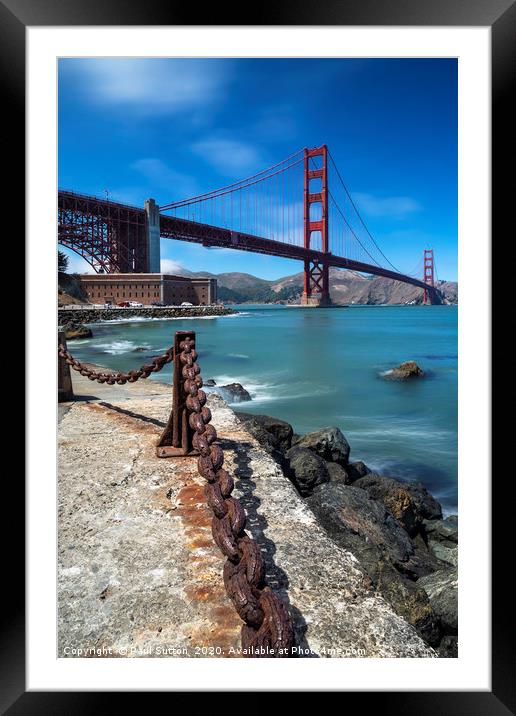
[326,149,402,273]
[160,148,304,211]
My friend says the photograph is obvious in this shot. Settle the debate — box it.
[11,6,504,703]
[57,57,459,660]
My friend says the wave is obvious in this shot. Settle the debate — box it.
[206,373,332,406]
[95,340,152,355]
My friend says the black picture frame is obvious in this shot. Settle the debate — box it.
[7,0,509,709]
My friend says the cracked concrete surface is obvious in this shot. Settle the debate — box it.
[58,370,435,658]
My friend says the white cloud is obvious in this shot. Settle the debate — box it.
[191,138,265,176]
[62,58,232,114]
[352,193,422,219]
[161,258,185,275]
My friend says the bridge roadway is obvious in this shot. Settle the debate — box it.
[159,213,441,300]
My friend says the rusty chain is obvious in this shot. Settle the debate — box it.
[57,344,173,385]
[179,335,295,657]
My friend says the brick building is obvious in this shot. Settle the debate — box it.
[79,274,217,306]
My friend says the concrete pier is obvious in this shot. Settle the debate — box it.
[144,198,161,273]
[58,369,435,658]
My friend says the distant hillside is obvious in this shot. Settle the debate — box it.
[171,267,458,305]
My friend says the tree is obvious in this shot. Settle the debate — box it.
[58,250,69,273]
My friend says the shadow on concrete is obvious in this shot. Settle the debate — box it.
[97,401,167,429]
[219,437,317,657]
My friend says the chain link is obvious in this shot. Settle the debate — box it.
[179,336,295,657]
[58,344,174,384]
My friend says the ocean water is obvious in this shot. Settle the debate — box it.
[69,305,458,513]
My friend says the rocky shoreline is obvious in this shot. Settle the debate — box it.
[234,412,458,657]
[58,304,236,326]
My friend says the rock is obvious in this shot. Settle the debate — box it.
[354,474,421,536]
[306,483,415,574]
[375,560,441,646]
[438,635,458,658]
[217,383,251,402]
[418,568,458,634]
[346,461,371,482]
[306,481,441,645]
[204,379,217,387]
[326,462,350,484]
[406,482,443,521]
[306,482,441,582]
[353,474,442,534]
[63,324,92,340]
[293,427,350,466]
[422,515,458,544]
[132,346,148,352]
[236,413,293,451]
[383,360,424,380]
[398,542,445,580]
[428,540,458,567]
[285,446,330,496]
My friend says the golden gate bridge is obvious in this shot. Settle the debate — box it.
[58,144,441,305]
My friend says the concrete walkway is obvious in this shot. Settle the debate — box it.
[58,369,435,658]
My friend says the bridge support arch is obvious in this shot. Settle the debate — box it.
[301,145,332,307]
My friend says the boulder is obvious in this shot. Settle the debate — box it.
[428,540,458,567]
[438,635,458,658]
[422,515,458,544]
[204,379,217,387]
[292,426,350,466]
[382,361,424,380]
[306,482,442,582]
[306,483,415,573]
[62,324,92,340]
[325,462,350,484]
[216,383,252,402]
[346,461,371,482]
[406,482,443,521]
[132,346,147,352]
[418,568,458,634]
[306,482,441,645]
[285,446,330,496]
[354,474,421,536]
[374,559,441,646]
[236,412,293,451]
[354,474,442,533]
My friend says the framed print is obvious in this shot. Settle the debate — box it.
[4,0,510,707]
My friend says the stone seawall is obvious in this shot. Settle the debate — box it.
[58,305,236,325]
[58,369,435,658]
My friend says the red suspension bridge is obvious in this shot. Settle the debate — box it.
[58,145,441,305]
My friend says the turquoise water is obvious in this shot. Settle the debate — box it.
[69,305,458,513]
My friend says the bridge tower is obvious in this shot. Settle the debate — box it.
[145,198,161,273]
[301,145,331,306]
[423,249,435,305]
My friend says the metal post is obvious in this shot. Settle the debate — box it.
[58,331,74,402]
[156,330,197,457]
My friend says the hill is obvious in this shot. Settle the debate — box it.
[172,267,458,305]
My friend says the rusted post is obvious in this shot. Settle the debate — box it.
[58,331,74,402]
[156,330,197,457]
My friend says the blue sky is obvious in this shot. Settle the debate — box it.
[58,58,457,280]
